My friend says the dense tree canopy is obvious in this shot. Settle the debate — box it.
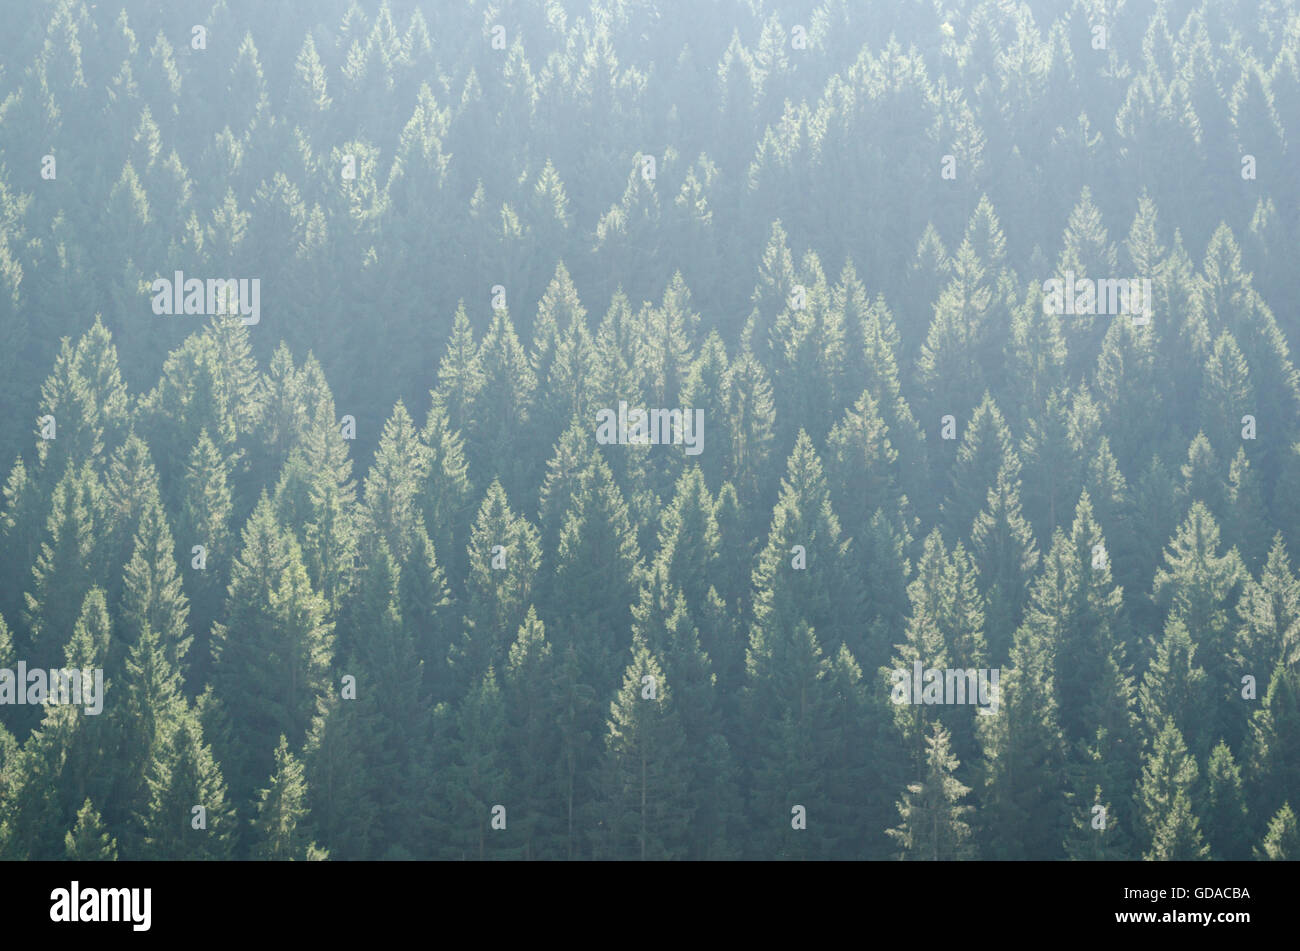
[1,0,1298,860]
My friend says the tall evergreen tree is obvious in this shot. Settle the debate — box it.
[1138,719,1210,861]
[210,495,334,802]
[140,711,235,860]
[442,668,512,860]
[593,641,692,860]
[65,798,117,861]
[251,735,326,860]
[886,721,976,860]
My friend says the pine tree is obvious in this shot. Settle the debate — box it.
[1197,330,1255,464]
[470,308,537,501]
[23,461,104,671]
[593,641,692,859]
[34,337,103,483]
[346,539,431,824]
[443,668,512,860]
[1093,310,1165,470]
[1204,741,1250,860]
[886,721,975,860]
[1193,225,1300,485]
[977,625,1069,859]
[653,467,720,619]
[537,419,599,560]
[1139,618,1213,755]
[1020,388,1078,541]
[1064,784,1131,860]
[631,567,739,858]
[1055,187,1118,379]
[822,643,872,859]
[302,691,375,860]
[680,332,732,491]
[770,252,843,453]
[210,495,334,801]
[855,291,927,518]
[1152,502,1246,746]
[1248,661,1300,833]
[1178,433,1227,518]
[1255,803,1300,860]
[0,704,81,859]
[418,397,474,592]
[360,401,430,564]
[396,519,454,687]
[289,32,332,115]
[0,456,46,631]
[1232,535,1300,695]
[744,620,831,860]
[888,530,988,769]
[1027,493,1135,756]
[57,589,115,821]
[454,480,540,694]
[750,431,855,671]
[916,240,995,429]
[501,608,565,859]
[101,435,164,605]
[286,370,358,612]
[1226,448,1270,571]
[140,711,235,859]
[825,388,901,530]
[1005,285,1067,432]
[545,453,642,696]
[251,735,326,860]
[970,459,1039,664]
[723,346,776,511]
[64,798,117,860]
[139,318,262,479]
[1138,719,1209,861]
[434,304,484,437]
[941,393,1016,544]
[902,225,949,362]
[120,501,191,674]
[178,430,233,682]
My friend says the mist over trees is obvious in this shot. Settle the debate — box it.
[1,0,1299,860]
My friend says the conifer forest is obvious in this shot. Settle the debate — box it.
[1,0,1299,862]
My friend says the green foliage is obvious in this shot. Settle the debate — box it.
[0,0,1296,863]
[887,721,975,860]
[251,736,326,860]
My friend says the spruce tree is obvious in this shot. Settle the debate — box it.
[593,641,692,860]
[977,626,1069,859]
[455,480,540,694]
[1138,719,1209,861]
[1204,741,1250,860]
[140,711,235,859]
[210,495,334,802]
[302,691,375,860]
[443,668,512,860]
[744,620,831,860]
[1152,502,1246,746]
[120,501,191,673]
[65,798,117,860]
[502,608,565,859]
[970,460,1039,664]
[886,721,976,860]
[1255,804,1300,860]
[251,735,326,860]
